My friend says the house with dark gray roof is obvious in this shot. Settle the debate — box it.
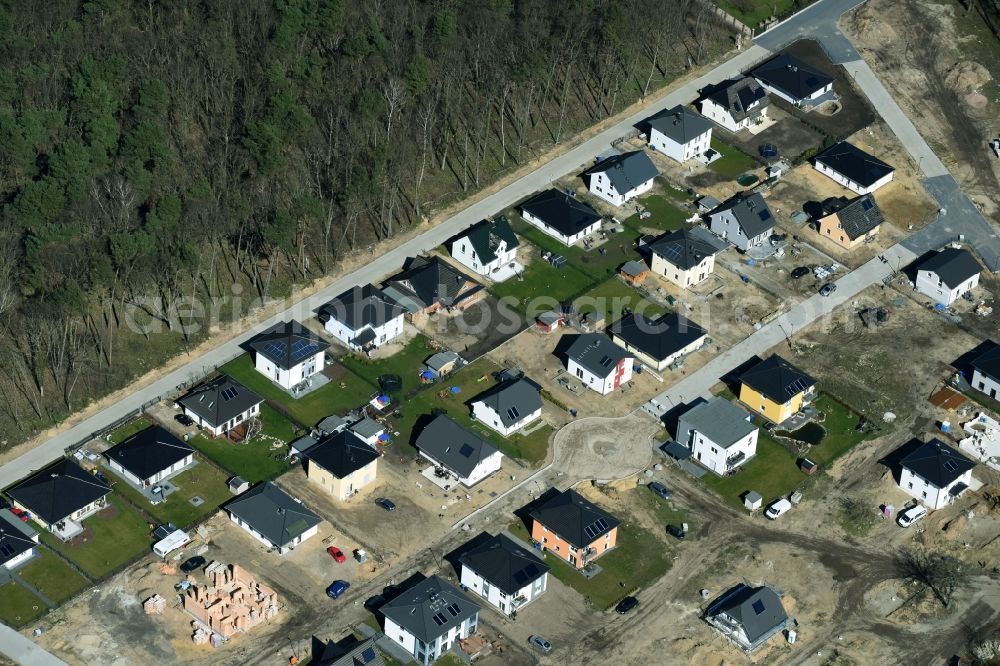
[706,192,776,251]
[458,532,549,615]
[450,217,521,282]
[415,415,503,486]
[915,247,982,305]
[303,430,379,501]
[815,194,884,249]
[528,488,620,569]
[105,425,195,488]
[519,189,603,246]
[697,77,771,133]
[0,508,40,569]
[177,374,263,438]
[751,54,834,106]
[706,584,790,652]
[971,342,1000,400]
[676,397,758,475]
[897,438,975,510]
[7,458,111,539]
[318,284,405,352]
[565,333,634,396]
[248,320,330,390]
[313,635,385,666]
[224,482,321,554]
[470,378,543,437]
[581,150,660,207]
[648,105,714,163]
[738,355,816,424]
[813,141,895,194]
[383,256,484,316]
[380,575,480,666]
[609,312,707,372]
[647,226,728,288]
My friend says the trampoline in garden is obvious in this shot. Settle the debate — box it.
[737,174,759,187]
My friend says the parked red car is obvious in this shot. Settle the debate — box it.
[327,546,346,563]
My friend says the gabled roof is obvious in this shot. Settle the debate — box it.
[415,415,501,479]
[459,217,520,264]
[6,458,111,525]
[104,425,194,481]
[385,256,481,310]
[916,248,981,289]
[739,355,815,404]
[971,343,1000,383]
[700,77,769,122]
[899,438,975,488]
[528,488,620,549]
[814,141,894,188]
[582,151,660,195]
[380,575,479,643]
[566,333,630,379]
[708,584,788,647]
[471,379,543,428]
[820,194,884,240]
[177,374,263,429]
[425,351,461,372]
[751,54,834,101]
[317,284,405,331]
[710,192,776,239]
[458,533,550,596]
[0,509,38,564]
[248,320,330,371]
[303,430,378,479]
[609,312,707,363]
[314,636,385,666]
[520,189,602,238]
[224,482,321,548]
[647,226,727,270]
[648,105,714,144]
[678,397,756,449]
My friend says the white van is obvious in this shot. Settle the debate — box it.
[765,499,792,520]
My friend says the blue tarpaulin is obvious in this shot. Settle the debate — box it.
[377,395,390,403]
[420,371,434,379]
[450,386,461,393]
[378,433,390,442]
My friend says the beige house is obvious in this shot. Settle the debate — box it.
[302,430,379,501]
[647,227,727,289]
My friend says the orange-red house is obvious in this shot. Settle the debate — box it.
[528,488,620,569]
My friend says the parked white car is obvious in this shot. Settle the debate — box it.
[897,504,928,528]
[765,498,792,520]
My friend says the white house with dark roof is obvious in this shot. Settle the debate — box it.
[415,415,502,486]
[648,105,713,163]
[609,312,707,372]
[458,532,549,615]
[914,248,981,305]
[706,192,776,251]
[697,78,770,133]
[248,320,330,390]
[565,333,633,395]
[750,54,834,106]
[647,226,728,288]
[813,141,895,194]
[470,379,543,437]
[318,284,405,352]
[224,482,321,554]
[676,397,758,475]
[380,575,480,666]
[896,438,975,510]
[706,584,790,653]
[971,343,1000,400]
[0,508,39,569]
[581,150,659,207]
[177,374,263,438]
[105,425,195,488]
[7,458,112,539]
[450,217,521,281]
[519,189,603,246]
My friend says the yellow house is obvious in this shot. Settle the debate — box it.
[303,431,379,501]
[738,355,816,424]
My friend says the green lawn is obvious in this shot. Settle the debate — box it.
[187,407,294,482]
[0,582,46,627]
[339,334,437,396]
[805,394,880,466]
[708,138,759,179]
[218,354,376,427]
[712,0,810,26]
[511,218,639,283]
[16,549,89,603]
[107,416,154,444]
[488,255,594,312]
[701,430,802,508]
[573,276,668,324]
[104,457,233,528]
[41,495,152,578]
[623,194,688,233]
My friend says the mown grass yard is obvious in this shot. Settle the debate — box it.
[573,276,668,324]
[712,0,809,27]
[104,456,233,527]
[623,194,688,233]
[0,582,46,627]
[805,394,882,466]
[511,218,637,284]
[701,430,802,508]
[488,255,594,312]
[708,137,759,179]
[187,406,294,482]
[339,334,437,395]
[107,416,154,444]
[16,549,89,603]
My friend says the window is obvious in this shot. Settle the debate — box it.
[576,368,584,379]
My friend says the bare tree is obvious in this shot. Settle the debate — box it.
[896,548,969,608]
[381,77,407,142]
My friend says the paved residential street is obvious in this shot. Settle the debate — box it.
[0,626,69,666]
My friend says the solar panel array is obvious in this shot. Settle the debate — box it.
[599,355,614,368]
[784,377,810,397]
[220,386,239,401]
[290,338,322,362]
[506,406,520,420]
[658,240,684,263]
[583,517,610,540]
[446,602,462,617]
[943,459,958,472]
[758,209,772,221]
[0,543,16,557]
[752,599,766,615]
[432,612,448,626]
[360,647,378,663]
[459,443,476,458]
[262,340,287,360]
[861,197,875,211]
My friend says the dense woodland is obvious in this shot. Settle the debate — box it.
[0,0,732,449]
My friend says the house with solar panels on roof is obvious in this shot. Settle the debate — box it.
[738,355,816,425]
[318,284,405,353]
[705,583,790,653]
[519,188,603,246]
[380,575,480,666]
[895,438,976,510]
[470,378,543,437]
[528,488,620,569]
[247,320,330,390]
[415,415,503,487]
[224,481,322,554]
[565,333,633,395]
[750,54,834,107]
[104,424,195,491]
[647,105,714,164]
[449,217,521,282]
[914,247,982,306]
[457,532,550,615]
[647,226,728,288]
[813,141,895,195]
[705,192,776,252]
[814,194,884,250]
[313,635,385,666]
[580,150,660,207]
[177,374,264,438]
[6,458,112,540]
[697,77,771,133]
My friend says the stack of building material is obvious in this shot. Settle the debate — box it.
[192,622,211,645]
[182,562,279,639]
[143,594,166,615]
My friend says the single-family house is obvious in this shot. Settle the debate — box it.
[380,575,480,666]
[519,189,603,246]
[706,192,776,251]
[450,217,521,281]
[647,226,728,288]
[648,105,714,163]
[750,54,834,106]
[697,78,770,133]
[0,509,39,569]
[177,374,263,438]
[565,333,634,395]
[224,482,321,554]
[914,247,982,305]
[706,584,790,653]
[383,256,485,317]
[104,425,195,488]
[528,488,620,570]
[248,320,330,390]
[313,635,385,666]
[458,532,550,615]
[738,355,816,424]
[814,194,884,250]
[608,312,707,372]
[470,379,543,437]
[970,343,1000,400]
[415,415,503,486]
[676,397,758,475]
[897,438,975,510]
[7,458,111,539]
[813,141,895,194]
[303,430,379,501]
[318,284,405,352]
[581,150,659,207]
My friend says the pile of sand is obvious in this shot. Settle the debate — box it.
[943,61,992,94]
[847,5,899,45]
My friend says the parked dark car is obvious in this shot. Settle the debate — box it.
[375,497,396,511]
[615,596,639,614]
[790,266,811,279]
[647,482,673,501]
[528,635,553,653]
[364,594,386,611]
[175,413,195,427]
[180,556,206,573]
[819,282,837,296]
[666,524,687,540]
[326,580,351,599]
